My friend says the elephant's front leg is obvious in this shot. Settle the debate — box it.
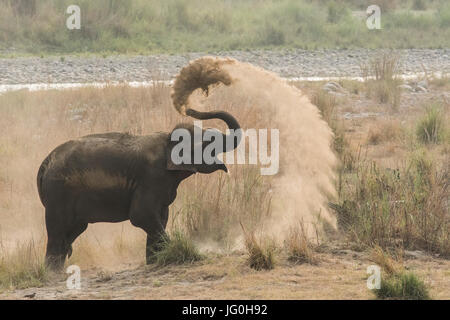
[145,206,169,264]
[129,187,170,264]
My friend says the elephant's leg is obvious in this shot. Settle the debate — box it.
[145,231,167,264]
[45,232,67,271]
[65,222,88,259]
[146,207,170,264]
[160,206,169,229]
[129,188,168,264]
[45,207,68,271]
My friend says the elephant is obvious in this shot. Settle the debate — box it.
[37,107,241,270]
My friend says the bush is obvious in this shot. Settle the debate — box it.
[153,231,204,266]
[376,272,431,300]
[416,104,445,144]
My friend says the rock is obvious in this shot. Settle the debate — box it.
[322,81,344,93]
[417,79,428,89]
[398,84,414,92]
[415,85,428,93]
[404,250,426,259]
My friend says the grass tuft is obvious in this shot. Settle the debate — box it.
[416,103,446,144]
[241,223,275,271]
[285,222,318,265]
[154,231,204,266]
[0,240,48,291]
[362,54,402,110]
[376,272,431,300]
[369,246,430,300]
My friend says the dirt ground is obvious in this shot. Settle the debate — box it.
[1,243,449,300]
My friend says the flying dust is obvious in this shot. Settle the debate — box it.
[172,57,338,239]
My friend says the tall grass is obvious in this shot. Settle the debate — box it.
[0,239,48,291]
[335,150,449,257]
[241,223,275,271]
[285,221,319,265]
[1,0,450,55]
[361,54,402,110]
[416,103,446,144]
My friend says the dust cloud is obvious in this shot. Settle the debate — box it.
[174,57,338,238]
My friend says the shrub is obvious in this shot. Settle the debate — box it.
[416,104,445,144]
[376,272,431,300]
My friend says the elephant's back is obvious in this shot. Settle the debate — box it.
[37,132,168,193]
[42,133,139,174]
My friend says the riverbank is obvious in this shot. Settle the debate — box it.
[1,49,449,85]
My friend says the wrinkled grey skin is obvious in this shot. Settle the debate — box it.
[37,109,241,270]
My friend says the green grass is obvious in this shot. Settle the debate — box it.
[0,240,48,291]
[1,0,450,56]
[416,103,446,144]
[153,230,204,266]
[375,272,431,300]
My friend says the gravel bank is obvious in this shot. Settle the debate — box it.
[1,49,449,85]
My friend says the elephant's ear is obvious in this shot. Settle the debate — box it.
[166,141,197,173]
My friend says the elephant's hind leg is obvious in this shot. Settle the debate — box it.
[44,206,77,271]
[65,222,88,259]
[45,232,67,271]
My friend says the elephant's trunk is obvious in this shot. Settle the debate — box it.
[186,108,241,152]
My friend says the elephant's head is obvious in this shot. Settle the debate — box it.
[166,109,241,175]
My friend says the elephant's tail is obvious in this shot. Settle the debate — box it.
[37,155,51,207]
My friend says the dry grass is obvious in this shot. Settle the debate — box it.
[366,120,404,145]
[285,222,319,265]
[311,90,347,155]
[370,245,404,276]
[241,223,275,271]
[335,147,450,257]
[0,239,48,291]
[370,246,431,300]
[361,54,402,110]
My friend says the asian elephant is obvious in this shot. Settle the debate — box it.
[37,107,241,270]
